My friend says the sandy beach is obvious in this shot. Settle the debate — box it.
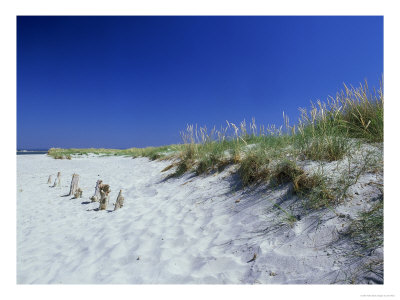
[17,153,383,284]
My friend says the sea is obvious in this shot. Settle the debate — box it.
[17,149,48,155]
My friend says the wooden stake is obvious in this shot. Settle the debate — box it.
[47,175,53,184]
[74,188,83,199]
[114,190,125,211]
[68,174,80,196]
[99,184,111,210]
[90,180,102,202]
[52,172,61,187]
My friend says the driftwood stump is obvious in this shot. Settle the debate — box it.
[68,174,80,196]
[47,175,53,184]
[114,190,125,211]
[90,180,102,202]
[74,188,83,199]
[99,184,111,210]
[52,172,61,187]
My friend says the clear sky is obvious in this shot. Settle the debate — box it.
[17,16,383,149]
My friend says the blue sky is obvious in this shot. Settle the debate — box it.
[17,16,383,149]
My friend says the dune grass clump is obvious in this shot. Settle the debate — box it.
[195,139,240,175]
[238,150,270,186]
[196,152,225,175]
[296,135,350,161]
[174,123,241,176]
[129,145,182,160]
[271,160,304,185]
[173,143,197,177]
[294,81,383,161]
[270,160,335,209]
[339,82,383,143]
[294,103,351,162]
[299,173,335,209]
[49,149,72,160]
[175,158,194,177]
[293,173,318,194]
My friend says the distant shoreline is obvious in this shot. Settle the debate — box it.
[17,150,48,155]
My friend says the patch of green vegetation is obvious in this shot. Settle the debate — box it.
[347,200,383,251]
[340,83,384,143]
[172,145,196,177]
[333,149,383,202]
[196,153,222,175]
[195,142,234,175]
[301,173,335,210]
[52,153,71,160]
[271,160,303,185]
[238,150,270,186]
[270,160,335,209]
[47,145,184,160]
[296,135,350,161]
[293,80,383,161]
[174,159,194,177]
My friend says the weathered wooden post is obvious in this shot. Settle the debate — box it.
[74,188,83,199]
[47,175,53,184]
[68,174,80,196]
[52,172,61,187]
[114,190,125,211]
[99,184,111,210]
[90,180,102,202]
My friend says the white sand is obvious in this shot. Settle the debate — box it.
[17,154,383,284]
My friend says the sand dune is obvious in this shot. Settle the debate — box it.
[17,154,382,284]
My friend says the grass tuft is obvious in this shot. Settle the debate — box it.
[347,200,383,251]
[271,160,335,209]
[297,136,350,161]
[238,150,270,186]
[272,160,303,185]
